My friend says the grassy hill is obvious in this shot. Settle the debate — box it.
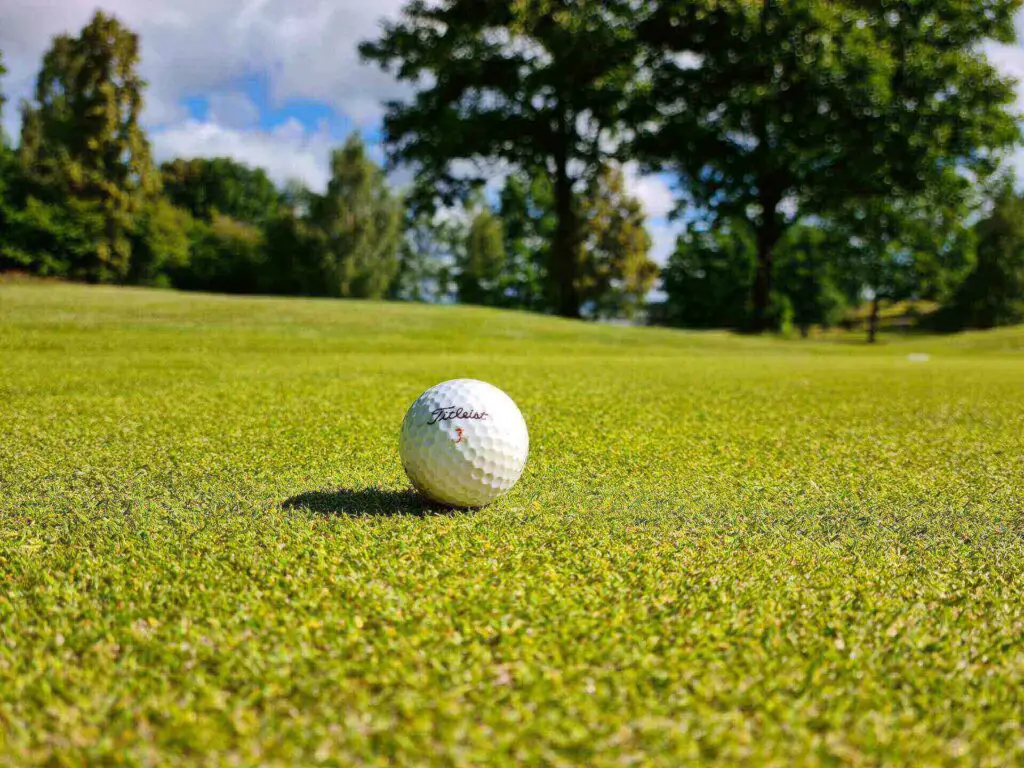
[1,283,1022,766]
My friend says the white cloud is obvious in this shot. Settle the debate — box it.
[986,41,1024,113]
[0,0,409,134]
[648,220,681,267]
[152,118,336,190]
[622,163,677,219]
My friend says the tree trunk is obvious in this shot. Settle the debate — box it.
[550,107,581,319]
[557,160,581,319]
[751,244,773,332]
[750,2,780,334]
[751,208,781,333]
[867,294,880,344]
[552,170,580,318]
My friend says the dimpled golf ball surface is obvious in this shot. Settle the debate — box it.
[400,379,529,507]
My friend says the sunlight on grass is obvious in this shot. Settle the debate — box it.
[1,284,1022,766]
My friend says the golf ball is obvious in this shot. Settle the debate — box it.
[399,379,529,507]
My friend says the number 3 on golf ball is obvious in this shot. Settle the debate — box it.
[399,379,529,507]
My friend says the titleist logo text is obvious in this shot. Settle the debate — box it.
[427,406,490,426]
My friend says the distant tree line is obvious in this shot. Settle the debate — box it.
[2,3,1024,339]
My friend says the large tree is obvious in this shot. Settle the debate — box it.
[307,133,403,299]
[633,0,1020,331]
[18,11,158,282]
[360,0,640,318]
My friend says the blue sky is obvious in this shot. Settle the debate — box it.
[2,1,1022,266]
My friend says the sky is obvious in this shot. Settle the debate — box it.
[1,1,1022,266]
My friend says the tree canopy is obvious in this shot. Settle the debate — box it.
[18,11,158,281]
[360,0,641,317]
[160,158,282,226]
[633,0,1020,330]
[307,134,404,299]
[945,181,1024,329]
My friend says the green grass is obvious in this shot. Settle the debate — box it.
[1,283,1023,767]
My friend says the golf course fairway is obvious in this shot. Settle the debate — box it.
[1,283,1022,766]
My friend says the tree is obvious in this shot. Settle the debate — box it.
[360,0,640,318]
[775,225,848,337]
[0,50,17,267]
[18,11,158,282]
[497,171,555,311]
[634,0,1020,331]
[258,179,328,296]
[946,182,1024,329]
[834,188,976,342]
[654,219,755,329]
[160,157,281,226]
[307,134,403,299]
[577,163,658,320]
[457,207,506,306]
[390,204,462,303]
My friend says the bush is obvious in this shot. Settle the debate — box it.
[174,213,267,294]
[129,199,193,287]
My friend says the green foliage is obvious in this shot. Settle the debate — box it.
[0,49,7,144]
[633,0,1021,330]
[775,226,849,336]
[0,195,106,278]
[497,172,553,311]
[360,0,641,317]
[2,284,1024,764]
[577,164,657,320]
[457,207,507,306]
[160,157,281,226]
[128,199,194,287]
[261,210,325,297]
[18,11,158,282]
[830,187,979,340]
[655,220,756,329]
[307,134,403,299]
[945,184,1024,329]
[179,213,267,295]
[390,208,460,303]
[0,97,20,269]
[851,0,1022,196]
[4,7,1023,333]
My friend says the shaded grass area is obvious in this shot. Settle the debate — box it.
[1,283,1023,766]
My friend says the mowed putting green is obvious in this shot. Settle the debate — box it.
[1,283,1023,766]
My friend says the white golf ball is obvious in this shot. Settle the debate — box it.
[399,379,529,507]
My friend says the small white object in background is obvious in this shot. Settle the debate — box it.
[907,353,931,363]
[400,379,529,508]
